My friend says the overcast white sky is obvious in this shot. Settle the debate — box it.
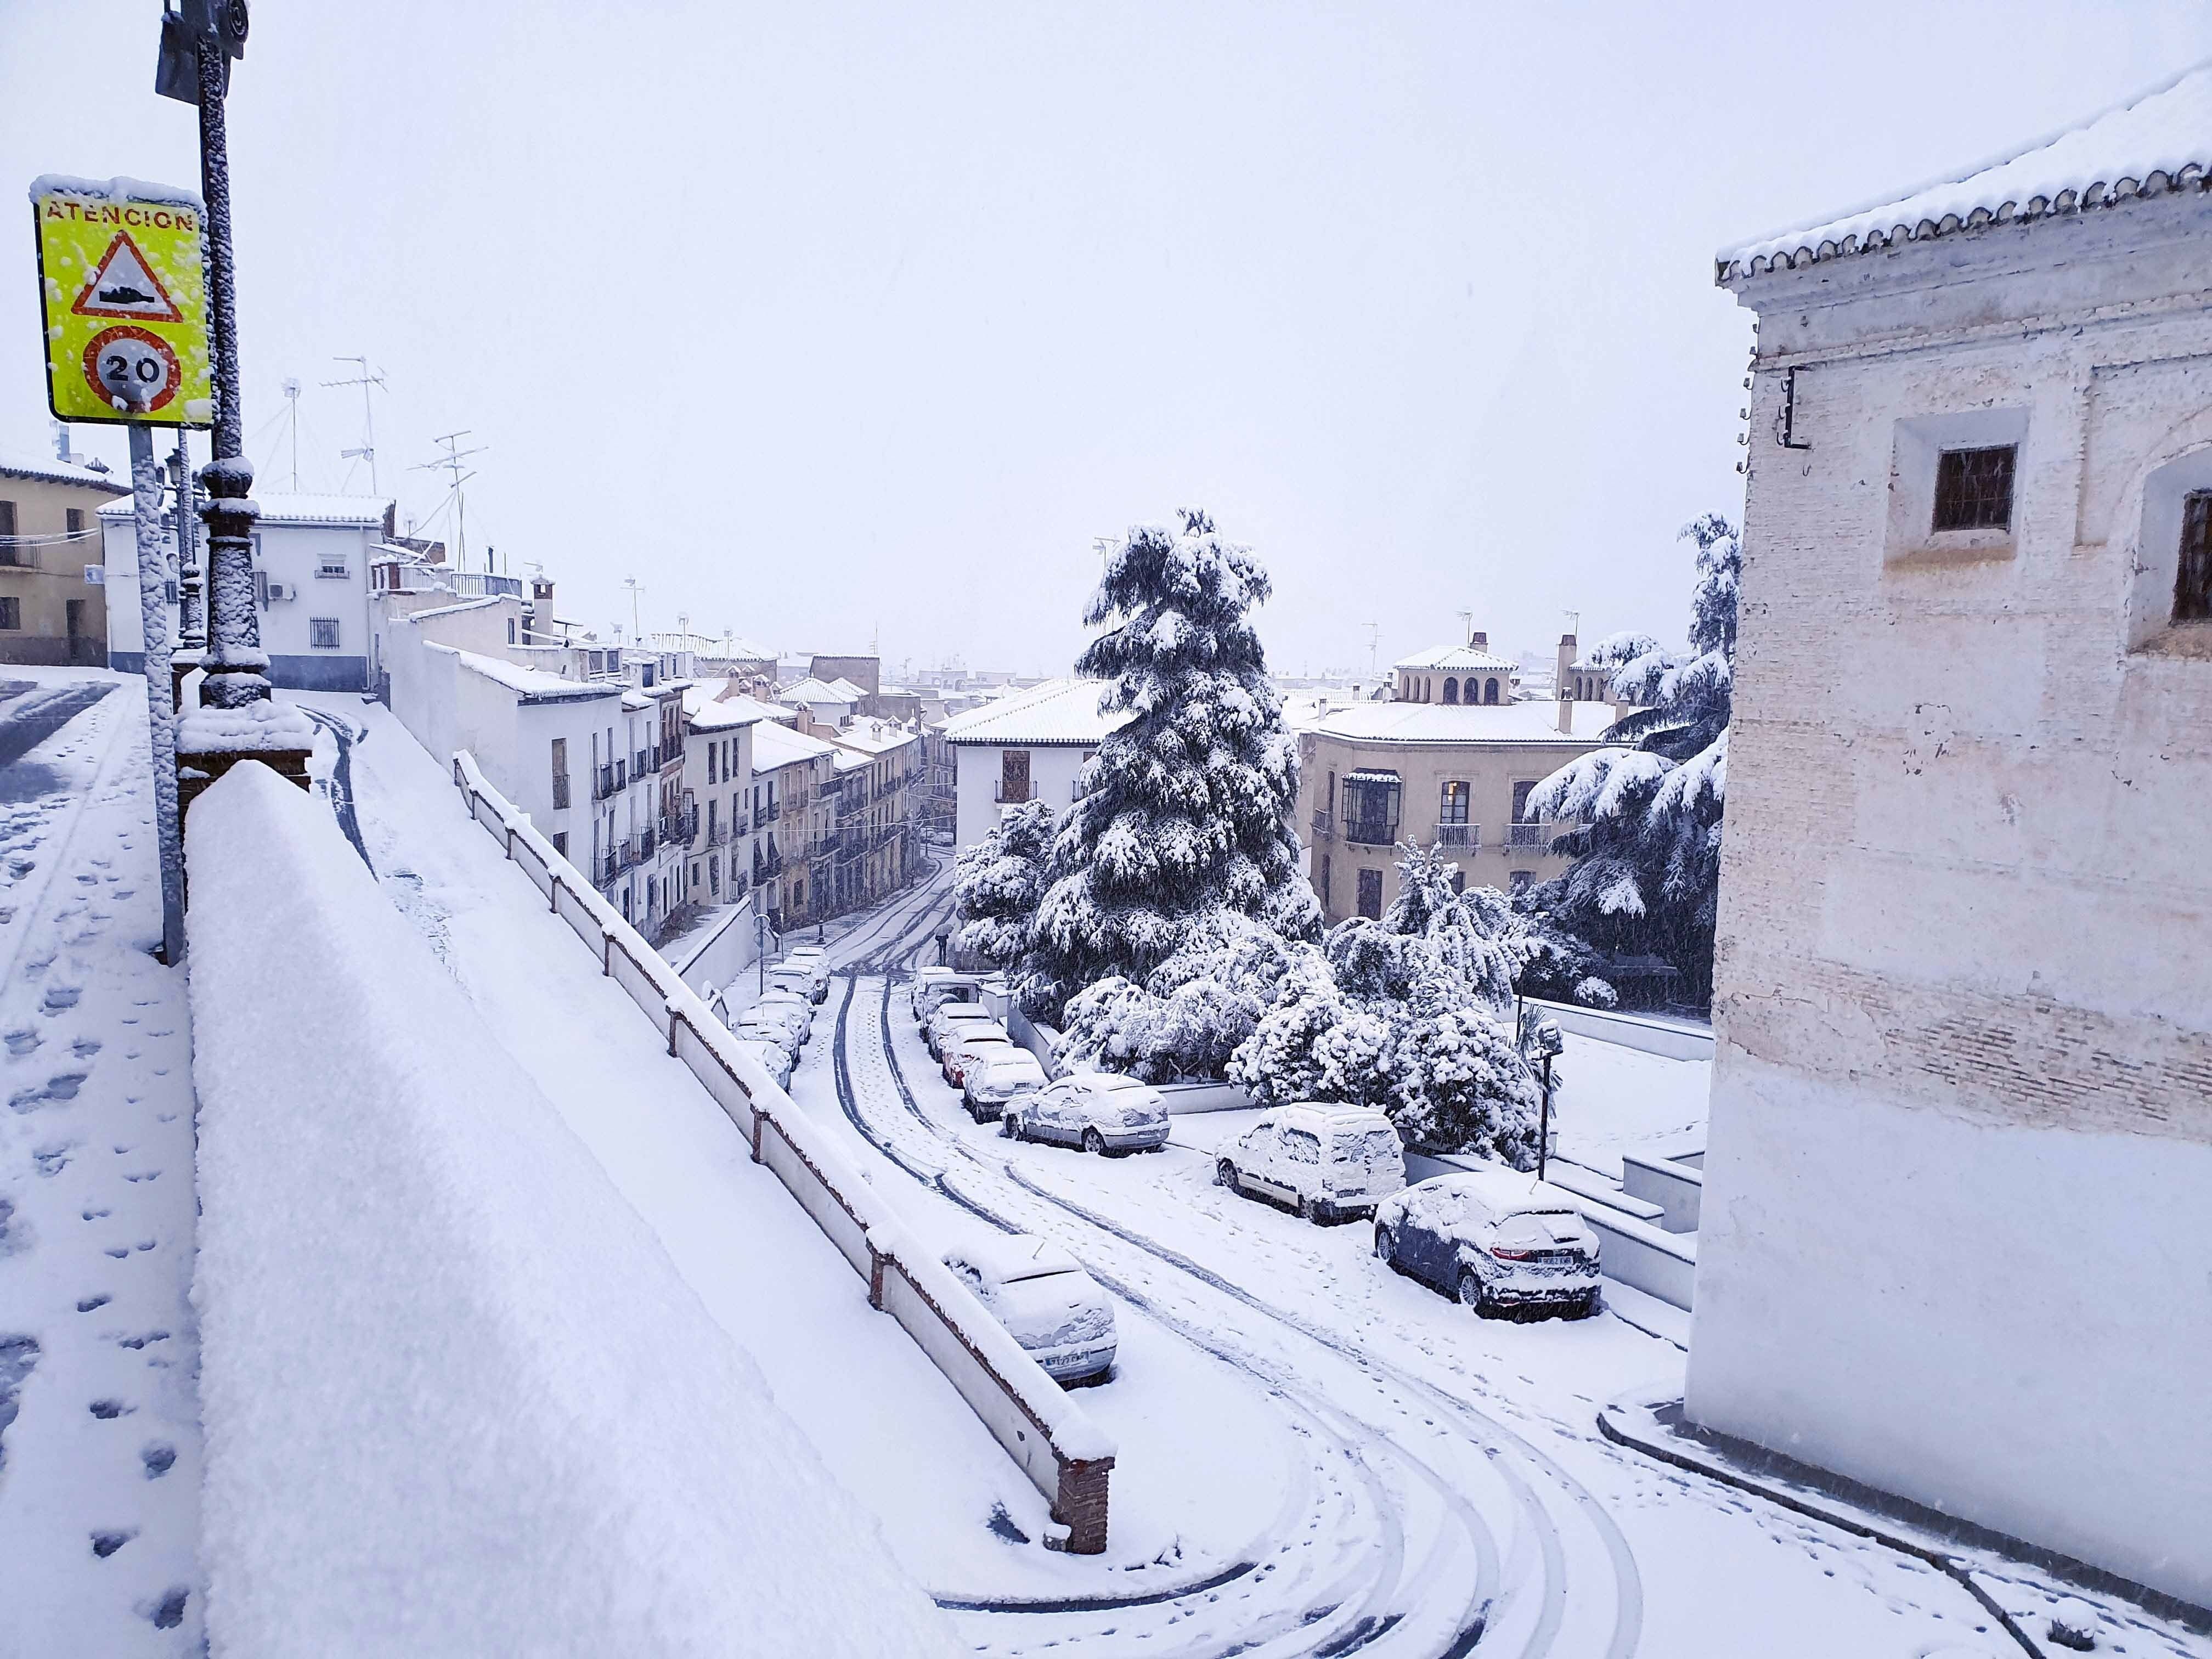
[4,3,2209,676]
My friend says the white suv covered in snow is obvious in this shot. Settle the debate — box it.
[1214,1104,1407,1224]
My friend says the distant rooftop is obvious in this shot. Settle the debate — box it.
[0,450,126,493]
[448,648,616,704]
[780,675,864,704]
[1720,59,2212,280]
[100,491,393,526]
[752,720,841,771]
[1393,643,1517,674]
[1302,698,1616,747]
[940,677,1126,748]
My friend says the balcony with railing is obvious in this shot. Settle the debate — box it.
[634,749,651,779]
[594,765,617,803]
[1310,809,1332,840]
[1506,822,1548,853]
[705,820,729,848]
[995,783,1031,804]
[661,810,696,848]
[596,848,623,885]
[1342,814,1398,847]
[1435,822,1477,850]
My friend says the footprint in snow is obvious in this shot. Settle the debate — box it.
[91,1529,136,1558]
[41,986,80,1013]
[31,1144,71,1177]
[77,1294,109,1312]
[8,1029,46,1054]
[87,1398,130,1419]
[70,1037,99,1058]
[140,1442,174,1478]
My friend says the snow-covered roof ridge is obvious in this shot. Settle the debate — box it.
[1720,59,2212,281]
[1305,698,1617,746]
[780,675,862,704]
[1393,643,1517,673]
[98,490,393,525]
[407,595,503,621]
[0,450,127,493]
[940,677,1126,747]
[752,719,841,771]
[450,647,618,703]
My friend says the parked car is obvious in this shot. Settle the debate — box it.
[961,1049,1048,1122]
[786,944,828,966]
[1002,1072,1169,1156]
[1372,1170,1602,1319]
[940,1025,1014,1087]
[942,1235,1116,1385]
[732,1015,802,1062]
[770,961,829,1005]
[731,1036,793,1091]
[745,996,812,1047]
[908,965,958,1019]
[912,968,986,1024]
[1214,1104,1407,1224]
[926,1001,1002,1059]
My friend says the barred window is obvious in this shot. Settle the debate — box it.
[309,617,341,649]
[1932,445,2016,532]
[2175,490,2212,624]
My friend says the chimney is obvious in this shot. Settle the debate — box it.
[1557,632,1577,700]
[528,575,555,643]
[1470,630,1488,652]
[1557,690,1575,735]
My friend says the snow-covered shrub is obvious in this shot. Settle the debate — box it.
[1571,975,1617,1009]
[1389,1006,1541,1166]
[1228,947,1394,1111]
[1056,908,1296,1082]
[950,799,1054,969]
[1022,509,1318,1022]
[1526,513,1737,1004]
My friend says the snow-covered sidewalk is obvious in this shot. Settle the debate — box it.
[0,672,202,1656]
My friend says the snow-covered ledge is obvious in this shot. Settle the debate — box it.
[184,763,961,1657]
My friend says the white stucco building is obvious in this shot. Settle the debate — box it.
[1689,65,2212,1609]
[940,678,1123,850]
[103,492,390,690]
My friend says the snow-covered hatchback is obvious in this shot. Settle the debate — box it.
[1003,1072,1168,1156]
[1216,1105,1406,1224]
[943,1235,1116,1385]
[1373,1170,1601,1319]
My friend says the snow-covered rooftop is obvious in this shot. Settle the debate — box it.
[683,685,781,732]
[780,675,862,705]
[940,677,1126,747]
[830,718,918,758]
[452,648,617,704]
[1719,59,2212,280]
[98,491,393,526]
[647,630,775,660]
[0,450,126,493]
[1392,644,1517,674]
[1304,698,1617,746]
[407,595,504,622]
[752,719,840,772]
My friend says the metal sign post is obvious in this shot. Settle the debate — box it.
[1537,1051,1554,1183]
[30,174,211,966]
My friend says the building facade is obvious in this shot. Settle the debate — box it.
[1688,71,2212,1609]
[941,678,1120,850]
[0,453,125,665]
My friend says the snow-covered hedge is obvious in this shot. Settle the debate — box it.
[186,763,964,1656]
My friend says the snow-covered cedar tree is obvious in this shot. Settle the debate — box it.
[950,799,1054,969]
[1228,945,1395,1111]
[1022,509,1319,1022]
[1525,513,1737,1005]
[1057,908,1296,1082]
[1390,1007,1541,1166]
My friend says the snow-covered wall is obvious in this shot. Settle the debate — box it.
[1691,193,2212,1609]
[185,763,962,1656]
[952,741,1088,849]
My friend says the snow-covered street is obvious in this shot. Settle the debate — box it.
[0,674,201,1657]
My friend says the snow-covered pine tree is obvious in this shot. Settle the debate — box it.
[1525,513,1738,1004]
[950,799,1055,970]
[1022,509,1318,1021]
[1228,945,1395,1111]
[1058,909,1296,1082]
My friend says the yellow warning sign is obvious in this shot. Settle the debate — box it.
[30,176,212,427]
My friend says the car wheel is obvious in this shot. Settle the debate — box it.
[1083,1128,1106,1156]
[1308,1197,1335,1226]
[1458,1268,1488,1315]
[1216,1159,1240,1192]
[1374,1226,1396,1266]
[1001,1114,1020,1140]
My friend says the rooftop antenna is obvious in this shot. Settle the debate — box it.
[414,431,487,571]
[1565,608,1581,637]
[623,576,645,647]
[1457,608,1474,647]
[323,355,387,493]
[1364,622,1380,679]
[280,376,302,490]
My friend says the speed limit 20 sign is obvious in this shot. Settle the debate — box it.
[30,176,212,427]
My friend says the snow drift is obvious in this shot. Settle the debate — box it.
[185,762,960,1658]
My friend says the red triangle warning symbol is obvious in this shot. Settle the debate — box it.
[71,232,184,324]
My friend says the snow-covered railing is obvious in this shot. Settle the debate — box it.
[449,752,1117,1551]
[184,763,966,1655]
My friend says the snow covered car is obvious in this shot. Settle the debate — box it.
[1214,1104,1406,1224]
[1372,1170,1602,1319]
[755,990,816,1043]
[925,1001,1002,1059]
[961,1049,1048,1122]
[1002,1073,1169,1156]
[940,1025,1014,1087]
[911,969,986,1024]
[731,1036,793,1091]
[732,1014,802,1062]
[769,961,829,1005]
[943,1235,1116,1385]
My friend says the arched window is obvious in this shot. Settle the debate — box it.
[1485,678,1499,704]
[1442,677,1459,704]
